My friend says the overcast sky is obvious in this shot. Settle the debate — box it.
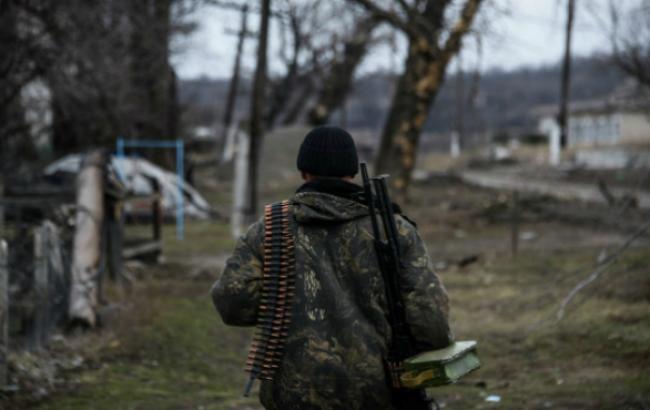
[171,0,614,80]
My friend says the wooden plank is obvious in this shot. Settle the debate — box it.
[0,197,73,206]
[0,240,8,386]
[106,200,124,282]
[122,240,162,260]
[121,193,162,205]
[44,222,66,329]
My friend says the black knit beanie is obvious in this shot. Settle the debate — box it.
[296,126,359,177]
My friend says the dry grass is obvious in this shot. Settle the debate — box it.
[22,167,650,410]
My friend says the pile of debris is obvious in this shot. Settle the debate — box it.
[45,154,211,220]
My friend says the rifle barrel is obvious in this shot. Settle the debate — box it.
[361,163,382,243]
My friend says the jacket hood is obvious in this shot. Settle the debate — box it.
[292,184,368,224]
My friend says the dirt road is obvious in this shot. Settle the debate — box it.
[460,168,650,209]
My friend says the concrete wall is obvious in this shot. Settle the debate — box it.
[575,147,650,169]
[567,110,650,147]
[619,112,650,144]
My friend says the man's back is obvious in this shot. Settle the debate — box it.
[212,179,452,410]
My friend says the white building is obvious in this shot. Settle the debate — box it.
[566,100,650,147]
[537,81,650,148]
[535,82,650,168]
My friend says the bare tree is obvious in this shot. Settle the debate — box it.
[307,15,380,126]
[128,0,185,169]
[267,0,350,128]
[280,71,320,125]
[608,0,650,89]
[0,2,46,169]
[265,1,312,128]
[252,0,386,128]
[0,0,197,165]
[352,0,484,199]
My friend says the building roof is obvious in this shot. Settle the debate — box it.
[532,79,650,118]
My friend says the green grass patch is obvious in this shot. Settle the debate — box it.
[36,279,258,410]
[436,246,650,409]
[124,220,235,259]
[27,171,650,409]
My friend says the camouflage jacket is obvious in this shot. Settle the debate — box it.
[211,179,452,410]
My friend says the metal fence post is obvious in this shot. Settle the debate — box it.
[0,240,8,386]
[33,225,48,349]
[176,139,184,240]
[511,190,520,259]
[152,180,162,242]
[107,199,124,283]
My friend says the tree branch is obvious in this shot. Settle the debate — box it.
[423,0,452,28]
[350,0,417,37]
[440,0,484,58]
[395,0,415,16]
[556,218,650,321]
[206,0,282,18]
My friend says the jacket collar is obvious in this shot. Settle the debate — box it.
[296,178,365,204]
[295,177,415,227]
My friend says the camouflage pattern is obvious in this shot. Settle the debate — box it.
[212,189,452,410]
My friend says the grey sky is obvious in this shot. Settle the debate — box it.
[171,0,614,79]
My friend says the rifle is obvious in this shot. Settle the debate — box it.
[360,163,480,407]
[361,163,416,386]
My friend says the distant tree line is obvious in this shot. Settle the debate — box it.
[608,0,650,90]
[180,55,626,138]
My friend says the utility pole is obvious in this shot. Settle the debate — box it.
[245,0,271,223]
[220,5,249,150]
[558,0,576,148]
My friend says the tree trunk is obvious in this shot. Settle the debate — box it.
[281,74,316,125]
[558,0,576,148]
[308,17,378,126]
[69,150,106,327]
[128,0,174,166]
[369,0,484,200]
[374,42,441,200]
[245,0,271,223]
[51,100,80,158]
[0,240,8,385]
[455,53,465,150]
[265,12,302,129]
[167,65,179,140]
[220,5,248,145]
[232,130,250,238]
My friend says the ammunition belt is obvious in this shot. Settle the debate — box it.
[244,200,295,394]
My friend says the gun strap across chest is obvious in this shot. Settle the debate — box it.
[244,200,296,396]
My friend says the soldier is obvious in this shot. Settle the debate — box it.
[211,126,452,410]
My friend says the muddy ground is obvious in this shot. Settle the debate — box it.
[4,168,650,410]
